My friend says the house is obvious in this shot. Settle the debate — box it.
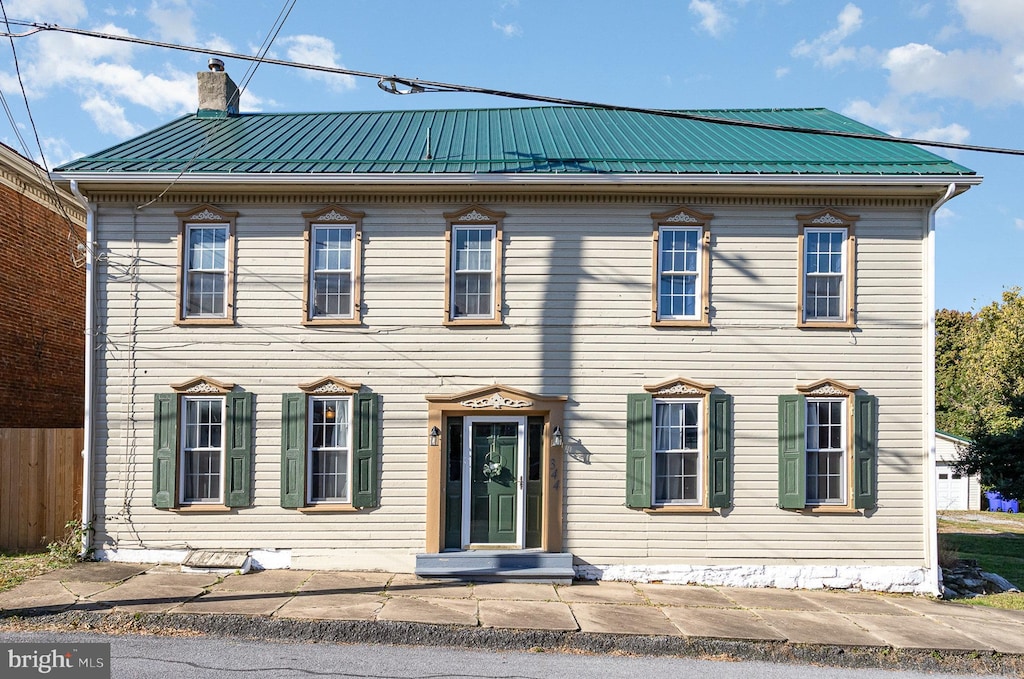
[0,142,87,550]
[51,64,980,594]
[935,431,981,511]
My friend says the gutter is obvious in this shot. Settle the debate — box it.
[49,171,983,190]
[70,180,95,558]
[923,182,958,596]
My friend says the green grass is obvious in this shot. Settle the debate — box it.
[0,521,85,594]
[938,510,1024,609]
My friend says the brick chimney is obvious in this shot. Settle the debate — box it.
[197,58,239,118]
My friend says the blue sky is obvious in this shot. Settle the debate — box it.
[2,0,1022,311]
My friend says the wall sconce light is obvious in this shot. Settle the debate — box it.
[552,426,563,448]
[325,405,336,421]
[429,426,441,447]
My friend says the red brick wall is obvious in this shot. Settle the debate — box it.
[0,182,85,427]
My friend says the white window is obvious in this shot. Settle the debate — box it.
[806,398,845,505]
[451,225,495,319]
[803,228,846,322]
[653,399,702,504]
[308,396,352,503]
[658,226,702,320]
[184,224,228,317]
[310,225,355,319]
[181,396,225,503]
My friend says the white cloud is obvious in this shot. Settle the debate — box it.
[957,0,1024,46]
[936,207,956,227]
[491,20,522,38]
[1015,218,1024,231]
[81,94,144,137]
[775,67,790,78]
[883,42,1024,106]
[792,3,865,67]
[3,0,86,23]
[689,0,731,38]
[912,123,970,145]
[279,35,356,92]
[146,0,197,45]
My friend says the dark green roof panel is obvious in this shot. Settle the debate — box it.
[54,106,974,176]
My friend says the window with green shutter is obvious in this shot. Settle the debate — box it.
[152,377,251,509]
[281,377,379,509]
[777,380,876,511]
[626,378,731,510]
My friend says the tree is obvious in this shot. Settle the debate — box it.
[935,308,976,437]
[951,288,1024,501]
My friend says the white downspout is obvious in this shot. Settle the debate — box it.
[924,182,956,596]
[70,180,95,558]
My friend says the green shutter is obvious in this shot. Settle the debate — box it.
[225,391,253,508]
[152,393,178,508]
[778,394,806,509]
[351,392,380,509]
[853,394,878,510]
[625,393,653,508]
[708,393,732,508]
[280,393,306,508]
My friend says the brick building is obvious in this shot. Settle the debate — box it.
[0,143,86,428]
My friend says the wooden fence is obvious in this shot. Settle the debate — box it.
[0,428,83,552]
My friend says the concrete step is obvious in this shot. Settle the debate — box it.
[415,550,574,584]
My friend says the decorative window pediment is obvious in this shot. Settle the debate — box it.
[643,376,716,397]
[174,204,239,222]
[797,208,857,227]
[302,205,365,223]
[170,376,235,394]
[444,205,505,223]
[650,206,714,226]
[298,376,363,395]
[796,378,859,397]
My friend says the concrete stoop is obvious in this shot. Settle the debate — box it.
[180,550,252,575]
[414,551,574,584]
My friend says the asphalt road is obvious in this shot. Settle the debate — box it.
[0,631,1008,679]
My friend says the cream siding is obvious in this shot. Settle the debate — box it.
[90,195,929,568]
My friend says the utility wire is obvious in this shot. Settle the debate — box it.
[135,0,295,209]
[3,19,1024,158]
[0,6,86,259]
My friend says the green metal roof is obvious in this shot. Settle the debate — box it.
[53,106,975,176]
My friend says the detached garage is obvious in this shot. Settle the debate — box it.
[936,431,981,511]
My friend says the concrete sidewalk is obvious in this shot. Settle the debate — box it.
[2,562,1023,673]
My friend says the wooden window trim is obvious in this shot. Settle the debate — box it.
[796,379,859,510]
[796,209,857,329]
[297,503,358,513]
[443,205,505,327]
[646,378,715,509]
[651,207,712,328]
[171,504,233,513]
[174,204,238,326]
[302,205,364,326]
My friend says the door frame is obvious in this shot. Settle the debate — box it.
[425,384,567,554]
[463,416,526,549]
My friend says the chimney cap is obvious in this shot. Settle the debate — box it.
[208,58,225,72]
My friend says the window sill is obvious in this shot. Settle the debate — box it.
[651,318,710,328]
[444,317,503,327]
[170,504,233,513]
[799,505,862,514]
[297,503,358,513]
[797,320,856,330]
[643,505,717,514]
[303,318,362,327]
[175,318,235,327]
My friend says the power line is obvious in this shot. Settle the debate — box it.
[3,19,1024,158]
[0,6,85,260]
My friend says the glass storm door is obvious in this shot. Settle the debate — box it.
[465,419,523,546]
